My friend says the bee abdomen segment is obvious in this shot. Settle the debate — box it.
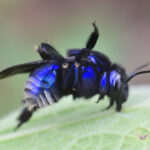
[24,64,61,108]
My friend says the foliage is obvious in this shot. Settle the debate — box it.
[0,86,150,150]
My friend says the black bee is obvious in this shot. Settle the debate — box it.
[0,22,150,129]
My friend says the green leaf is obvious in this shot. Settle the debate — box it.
[0,86,150,150]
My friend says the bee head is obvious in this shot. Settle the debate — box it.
[109,64,128,92]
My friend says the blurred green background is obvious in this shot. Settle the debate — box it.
[0,0,150,117]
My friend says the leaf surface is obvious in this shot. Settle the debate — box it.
[0,86,150,150]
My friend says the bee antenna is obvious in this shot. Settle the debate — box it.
[126,63,150,82]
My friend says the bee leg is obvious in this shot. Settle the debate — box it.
[101,98,114,111]
[116,99,122,112]
[35,43,64,60]
[106,99,115,110]
[15,106,37,130]
[72,64,79,90]
[86,22,99,50]
[75,48,88,62]
[75,22,99,63]
[96,94,105,103]
[67,49,80,57]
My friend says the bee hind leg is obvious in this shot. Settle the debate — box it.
[15,106,37,130]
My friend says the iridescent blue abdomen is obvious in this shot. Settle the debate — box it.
[24,63,61,108]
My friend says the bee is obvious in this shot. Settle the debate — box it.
[0,22,150,129]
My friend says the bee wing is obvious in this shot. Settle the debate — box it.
[37,43,64,60]
[0,60,50,79]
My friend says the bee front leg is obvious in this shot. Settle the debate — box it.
[106,98,115,110]
[101,98,114,111]
[96,94,105,103]
[116,99,122,112]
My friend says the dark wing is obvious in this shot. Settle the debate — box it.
[0,60,50,79]
[37,43,64,60]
